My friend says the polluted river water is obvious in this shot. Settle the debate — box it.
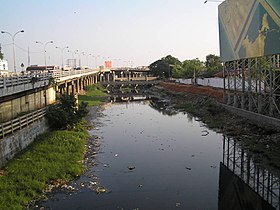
[38,98,279,210]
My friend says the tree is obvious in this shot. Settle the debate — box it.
[46,94,88,129]
[149,59,169,78]
[203,54,223,77]
[149,55,181,78]
[174,58,204,79]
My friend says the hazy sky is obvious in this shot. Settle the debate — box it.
[1,0,221,70]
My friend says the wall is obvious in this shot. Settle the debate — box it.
[0,118,48,168]
[221,103,280,130]
[0,87,56,123]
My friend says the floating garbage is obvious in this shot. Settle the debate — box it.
[176,202,181,207]
[127,166,136,170]
[201,130,209,137]
[185,167,192,170]
[95,186,107,194]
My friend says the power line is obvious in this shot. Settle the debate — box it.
[15,44,43,54]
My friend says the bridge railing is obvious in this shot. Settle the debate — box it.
[0,107,46,139]
[0,74,50,89]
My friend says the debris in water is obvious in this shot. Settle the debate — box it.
[115,154,119,157]
[95,186,107,194]
[185,167,192,170]
[128,166,136,170]
[103,164,110,168]
[210,165,217,169]
[201,130,209,136]
[176,202,181,207]
[138,184,143,188]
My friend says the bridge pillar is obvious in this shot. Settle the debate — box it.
[90,76,93,85]
[94,75,97,84]
[79,78,82,91]
[112,72,115,82]
[105,73,110,82]
[70,82,74,94]
[66,83,71,95]
[76,80,79,93]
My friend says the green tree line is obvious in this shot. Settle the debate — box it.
[149,54,223,79]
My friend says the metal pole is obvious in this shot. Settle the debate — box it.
[1,30,24,73]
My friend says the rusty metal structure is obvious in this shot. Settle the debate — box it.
[223,56,280,118]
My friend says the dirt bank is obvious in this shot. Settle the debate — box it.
[158,82,280,171]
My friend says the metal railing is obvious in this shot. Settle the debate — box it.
[0,74,50,89]
[0,108,46,139]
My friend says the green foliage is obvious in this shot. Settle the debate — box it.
[149,55,181,78]
[173,58,204,79]
[201,54,223,77]
[46,94,88,129]
[78,84,107,106]
[0,129,88,209]
[150,54,224,79]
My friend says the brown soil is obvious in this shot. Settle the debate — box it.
[161,82,224,102]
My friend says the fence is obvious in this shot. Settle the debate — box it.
[0,108,46,139]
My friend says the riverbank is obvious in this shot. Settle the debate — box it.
[0,129,88,209]
[158,82,280,170]
[0,84,108,209]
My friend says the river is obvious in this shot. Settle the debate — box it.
[37,97,279,210]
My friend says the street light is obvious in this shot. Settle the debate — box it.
[1,30,24,73]
[75,50,84,67]
[92,55,100,69]
[193,58,199,85]
[55,46,69,69]
[36,40,54,71]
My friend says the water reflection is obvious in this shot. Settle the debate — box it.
[36,95,280,210]
[149,97,179,116]
[219,136,280,210]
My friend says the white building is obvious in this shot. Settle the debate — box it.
[0,59,9,76]
[0,59,8,70]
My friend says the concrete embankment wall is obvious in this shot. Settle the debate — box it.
[0,87,56,123]
[220,104,280,130]
[0,118,48,168]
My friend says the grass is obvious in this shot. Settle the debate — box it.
[0,83,108,209]
[78,84,108,106]
[0,129,88,209]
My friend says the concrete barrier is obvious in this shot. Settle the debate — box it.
[0,118,48,168]
[220,103,280,130]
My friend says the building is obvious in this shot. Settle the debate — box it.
[0,59,9,76]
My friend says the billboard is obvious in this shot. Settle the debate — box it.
[105,61,112,69]
[219,0,280,62]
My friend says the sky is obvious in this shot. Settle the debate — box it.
[0,0,222,70]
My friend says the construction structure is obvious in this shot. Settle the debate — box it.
[219,0,280,118]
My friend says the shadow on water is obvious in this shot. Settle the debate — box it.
[35,94,280,210]
[219,136,280,210]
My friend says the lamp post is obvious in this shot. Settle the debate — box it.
[193,58,199,85]
[1,30,24,73]
[36,40,54,71]
[75,50,84,67]
[55,46,69,69]
[93,55,100,69]
[84,53,91,67]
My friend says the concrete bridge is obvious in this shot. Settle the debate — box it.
[0,66,158,167]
